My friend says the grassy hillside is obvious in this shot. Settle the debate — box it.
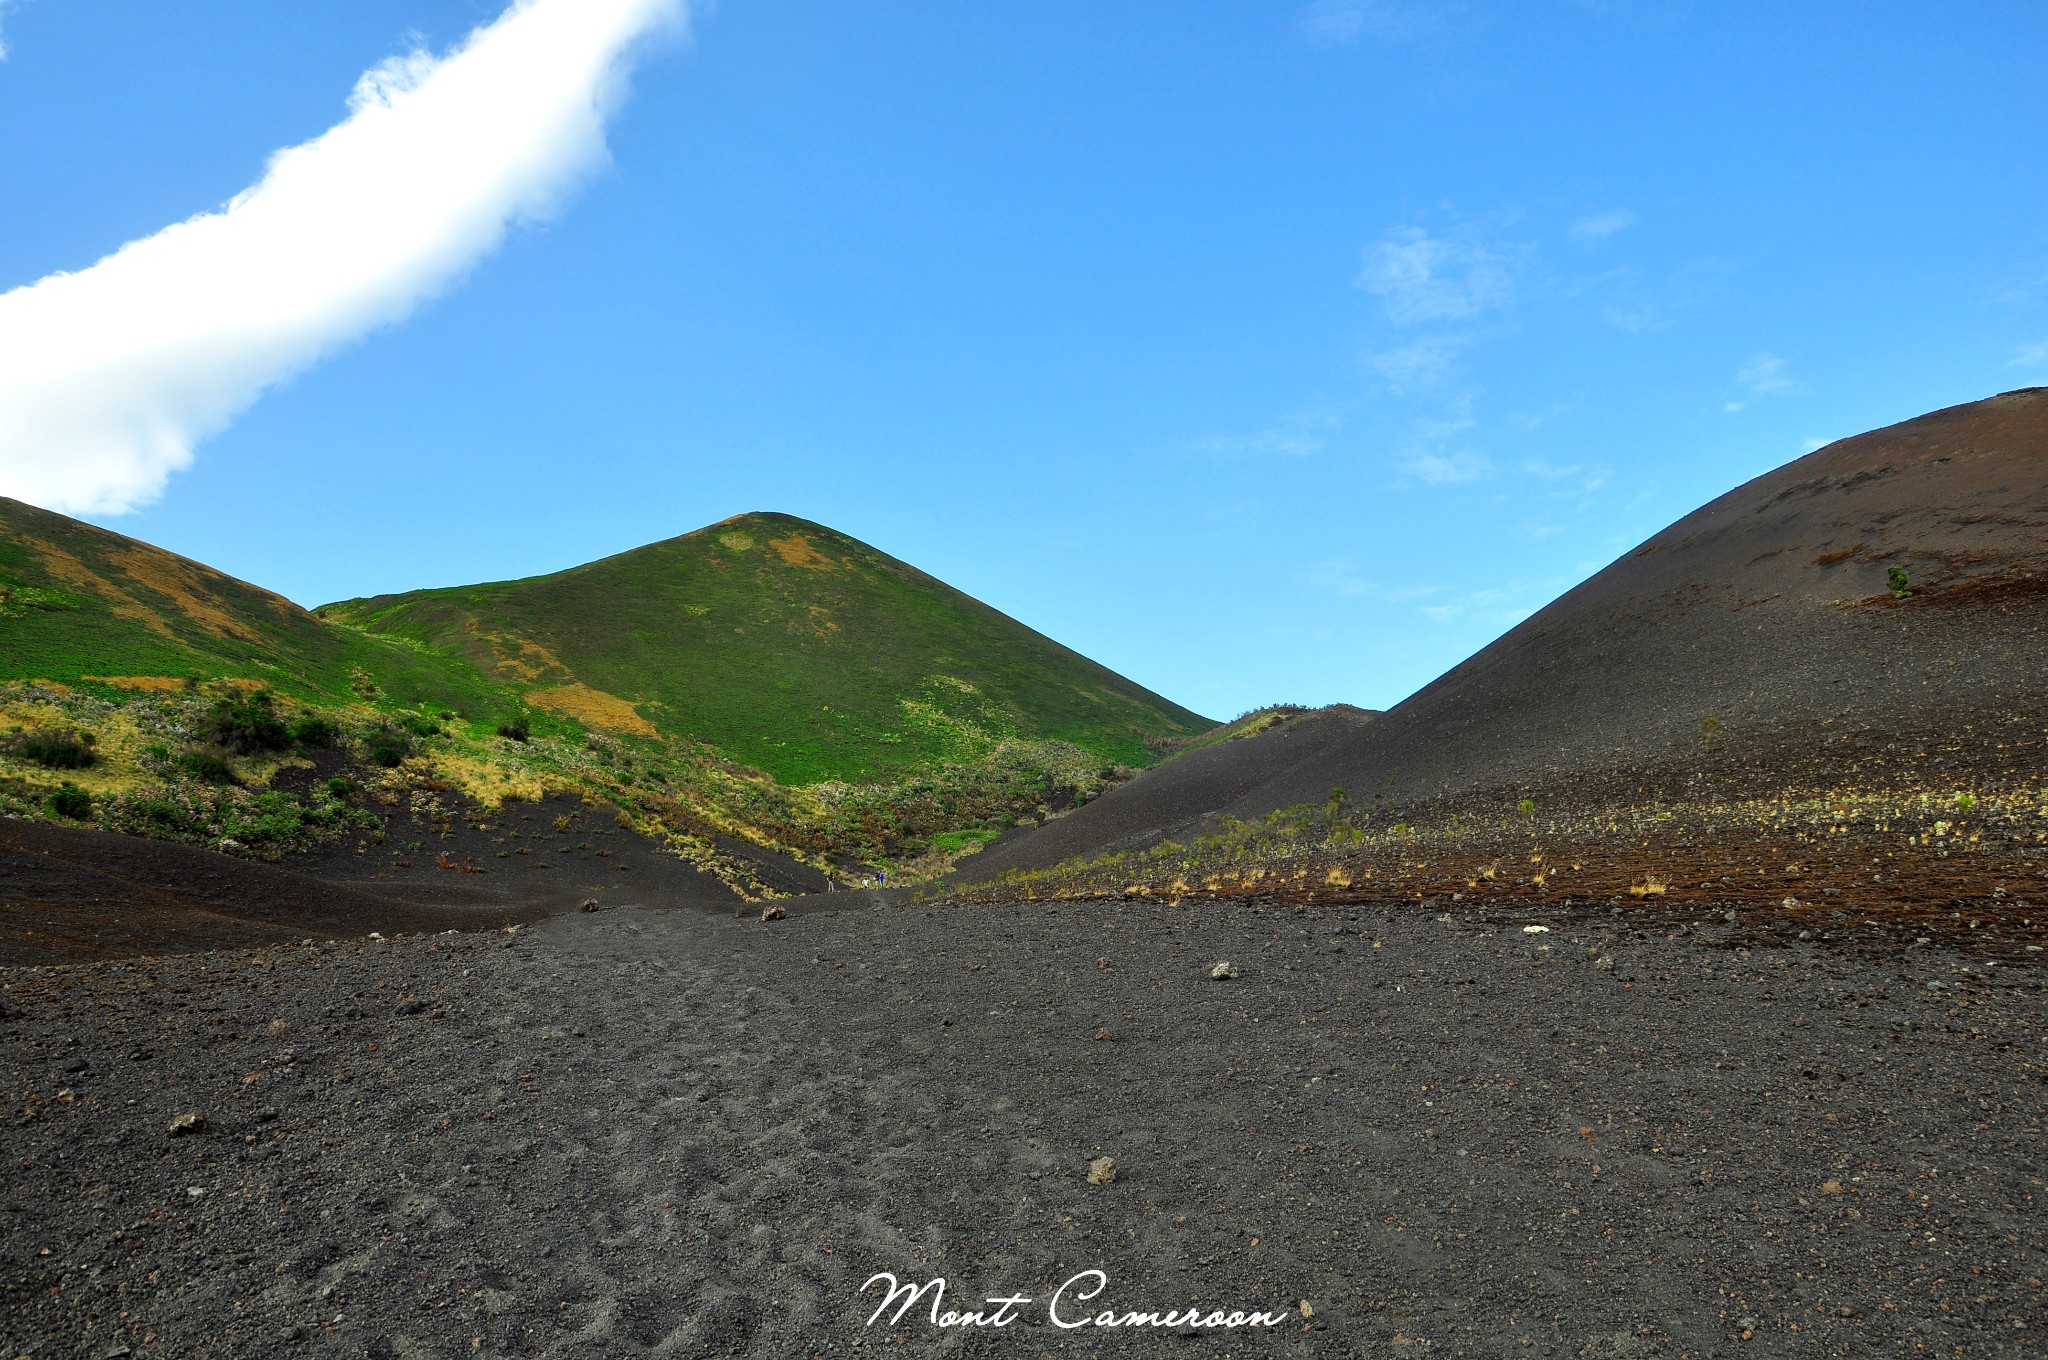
[319,512,1213,784]
[3,503,1213,888]
[0,496,507,716]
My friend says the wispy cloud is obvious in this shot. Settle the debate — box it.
[1603,299,1673,333]
[1520,458,1581,481]
[1723,351,1800,412]
[2009,340,2048,369]
[0,0,685,515]
[1569,208,1637,240]
[0,1,14,60]
[1297,0,1445,46]
[1356,224,1520,325]
[1197,409,1341,460]
[1401,449,1493,484]
[1368,334,1469,392]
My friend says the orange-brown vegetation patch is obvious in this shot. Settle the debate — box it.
[527,683,657,736]
[29,538,176,640]
[769,534,837,571]
[462,620,571,684]
[106,544,285,640]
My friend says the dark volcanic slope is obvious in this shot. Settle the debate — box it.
[0,795,764,966]
[962,387,2048,880]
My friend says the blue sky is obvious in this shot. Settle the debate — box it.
[2,1,2044,721]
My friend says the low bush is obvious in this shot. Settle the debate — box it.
[176,750,239,785]
[6,728,96,770]
[203,692,291,755]
[290,716,339,747]
[326,776,359,801]
[46,785,92,820]
[361,723,414,769]
[399,714,443,738]
[497,719,530,743]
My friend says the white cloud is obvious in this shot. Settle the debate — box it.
[1356,224,1518,325]
[1569,208,1637,240]
[1520,459,1581,481]
[0,0,684,515]
[2010,340,2048,369]
[1401,450,1493,484]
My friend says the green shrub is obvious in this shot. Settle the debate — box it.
[1887,564,1912,599]
[361,723,413,769]
[7,728,96,769]
[290,716,339,747]
[1517,798,1536,815]
[325,776,359,801]
[46,785,92,820]
[204,692,291,754]
[497,719,530,743]
[176,750,239,785]
[399,714,442,738]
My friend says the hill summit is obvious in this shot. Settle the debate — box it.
[320,512,1210,785]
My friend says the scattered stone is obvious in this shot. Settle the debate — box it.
[1821,1179,1844,1194]
[1299,1300,1315,1319]
[167,1112,205,1137]
[579,898,601,913]
[1781,897,1799,910]
[1209,961,1239,980]
[1523,925,1550,934]
[760,904,788,922]
[267,1018,289,1037]
[1094,1028,1112,1042]
[1086,1156,1117,1185]
[1593,955,1615,972]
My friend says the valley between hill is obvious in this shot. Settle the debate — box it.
[2,898,2039,1357]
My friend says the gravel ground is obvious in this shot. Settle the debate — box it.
[2,898,2042,1358]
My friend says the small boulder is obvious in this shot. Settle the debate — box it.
[1086,1156,1117,1185]
[760,903,788,922]
[1209,961,1239,980]
[1593,955,1615,972]
[579,898,601,913]
[168,1112,205,1137]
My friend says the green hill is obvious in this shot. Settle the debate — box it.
[0,496,498,711]
[319,512,1214,784]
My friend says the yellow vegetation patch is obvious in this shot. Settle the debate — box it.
[1324,867,1354,888]
[718,531,755,553]
[428,752,553,809]
[527,683,657,736]
[768,534,836,571]
[85,675,188,692]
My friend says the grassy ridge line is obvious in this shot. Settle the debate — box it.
[0,497,523,720]
[318,512,1214,785]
